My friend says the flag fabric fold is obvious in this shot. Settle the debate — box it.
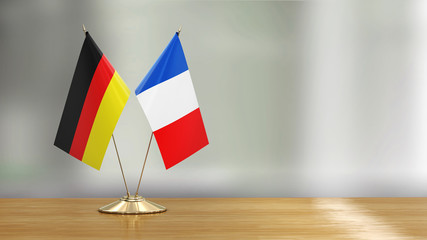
[54,32,130,170]
[135,32,208,169]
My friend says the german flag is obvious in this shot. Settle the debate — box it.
[54,32,130,170]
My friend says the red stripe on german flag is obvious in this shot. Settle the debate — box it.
[54,32,130,170]
[69,55,115,160]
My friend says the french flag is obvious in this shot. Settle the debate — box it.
[135,32,209,169]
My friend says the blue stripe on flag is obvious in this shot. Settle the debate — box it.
[135,33,189,95]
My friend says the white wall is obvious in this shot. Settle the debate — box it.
[0,0,426,197]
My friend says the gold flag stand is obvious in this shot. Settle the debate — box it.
[98,195,166,214]
[98,133,166,214]
[83,24,183,215]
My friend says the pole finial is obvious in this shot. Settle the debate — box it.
[82,24,87,34]
[177,25,182,36]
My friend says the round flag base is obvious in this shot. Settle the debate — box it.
[98,195,167,214]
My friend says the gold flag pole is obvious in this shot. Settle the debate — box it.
[77,24,165,214]
[112,134,130,198]
[135,132,154,196]
[80,24,130,198]
[127,24,184,201]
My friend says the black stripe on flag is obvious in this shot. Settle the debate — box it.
[54,32,103,154]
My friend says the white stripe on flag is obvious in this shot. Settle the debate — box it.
[136,70,199,131]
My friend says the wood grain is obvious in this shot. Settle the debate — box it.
[0,198,426,239]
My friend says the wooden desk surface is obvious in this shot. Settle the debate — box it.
[0,198,426,239]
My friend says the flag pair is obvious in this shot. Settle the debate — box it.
[54,31,208,170]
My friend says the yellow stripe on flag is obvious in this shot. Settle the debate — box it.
[82,72,130,170]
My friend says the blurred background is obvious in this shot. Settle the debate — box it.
[1,0,427,197]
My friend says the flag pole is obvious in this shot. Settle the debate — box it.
[134,25,182,197]
[112,134,130,198]
[80,25,131,198]
[135,132,154,196]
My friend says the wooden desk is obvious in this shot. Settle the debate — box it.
[0,198,426,239]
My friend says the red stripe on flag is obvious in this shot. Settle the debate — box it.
[69,55,115,160]
[154,108,209,169]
